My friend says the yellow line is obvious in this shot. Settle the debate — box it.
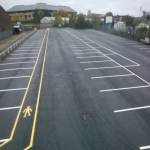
[24,29,50,150]
[0,30,48,147]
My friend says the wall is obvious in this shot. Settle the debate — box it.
[0,6,11,32]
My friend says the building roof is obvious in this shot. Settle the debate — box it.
[7,3,76,13]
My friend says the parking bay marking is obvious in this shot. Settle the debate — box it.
[11,53,38,55]
[66,30,150,91]
[140,48,150,50]
[0,106,20,111]
[0,76,30,80]
[0,88,27,92]
[7,57,37,60]
[0,139,9,143]
[80,60,112,64]
[114,105,150,113]
[140,145,150,150]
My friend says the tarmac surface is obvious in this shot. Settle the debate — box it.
[0,28,150,150]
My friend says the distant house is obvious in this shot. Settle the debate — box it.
[40,17,55,24]
[0,6,11,32]
[114,21,126,32]
[113,15,127,23]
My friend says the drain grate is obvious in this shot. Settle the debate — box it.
[83,114,91,120]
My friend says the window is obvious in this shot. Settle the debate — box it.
[28,15,30,18]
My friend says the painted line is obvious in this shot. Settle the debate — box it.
[140,48,150,49]
[72,49,95,51]
[11,53,38,55]
[74,52,100,54]
[103,53,116,56]
[70,47,90,49]
[85,65,139,70]
[140,145,150,150]
[0,88,27,92]
[147,51,150,52]
[0,61,35,65]
[65,30,149,85]
[0,76,30,80]
[100,85,150,92]
[0,29,48,148]
[91,74,134,79]
[77,56,105,58]
[114,105,150,113]
[0,68,33,72]
[68,44,87,46]
[24,28,49,150]
[0,106,20,111]
[0,139,9,143]
[80,60,112,63]
[7,57,37,59]
[16,50,39,52]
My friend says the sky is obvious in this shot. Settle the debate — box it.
[1,0,150,17]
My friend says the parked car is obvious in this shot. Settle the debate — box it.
[13,26,21,34]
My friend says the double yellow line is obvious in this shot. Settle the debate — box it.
[0,29,49,149]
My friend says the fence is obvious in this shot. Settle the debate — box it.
[0,30,13,41]
[92,25,149,42]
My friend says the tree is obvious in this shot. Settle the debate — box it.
[91,14,101,25]
[69,13,76,27]
[125,15,134,27]
[52,11,59,17]
[44,10,51,16]
[33,9,40,23]
[11,13,20,24]
[58,10,68,17]
[56,16,62,24]
[39,10,44,20]
[76,13,85,28]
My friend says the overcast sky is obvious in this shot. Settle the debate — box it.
[1,0,150,16]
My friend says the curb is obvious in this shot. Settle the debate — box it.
[0,30,37,60]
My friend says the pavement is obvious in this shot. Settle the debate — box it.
[0,28,150,150]
[0,31,29,52]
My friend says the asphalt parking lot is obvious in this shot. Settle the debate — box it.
[0,28,150,150]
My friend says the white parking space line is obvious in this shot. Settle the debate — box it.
[0,106,20,111]
[7,57,37,59]
[0,61,35,65]
[80,60,112,63]
[147,51,150,52]
[91,74,134,79]
[16,50,39,52]
[11,53,38,55]
[74,52,100,54]
[140,48,150,49]
[114,105,150,113]
[85,65,139,70]
[125,43,138,44]
[0,68,33,72]
[72,49,95,51]
[100,85,150,92]
[140,145,150,150]
[0,139,9,143]
[70,47,90,49]
[77,56,105,58]
[0,76,30,80]
[0,88,27,92]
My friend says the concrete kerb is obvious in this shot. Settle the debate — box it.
[0,30,37,60]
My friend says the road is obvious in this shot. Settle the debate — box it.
[0,28,150,150]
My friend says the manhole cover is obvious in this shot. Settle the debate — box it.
[83,114,91,120]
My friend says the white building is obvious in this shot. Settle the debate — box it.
[40,17,55,24]
[114,22,127,32]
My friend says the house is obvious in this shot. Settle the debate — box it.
[114,21,126,32]
[113,15,127,23]
[7,3,76,20]
[0,6,11,32]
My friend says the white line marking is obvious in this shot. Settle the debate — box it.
[91,74,134,79]
[0,76,30,80]
[77,56,105,58]
[140,48,150,49]
[0,68,33,72]
[11,53,38,55]
[80,60,112,63]
[70,47,90,49]
[65,30,149,85]
[0,61,35,65]
[0,88,27,92]
[0,106,20,111]
[74,52,100,54]
[0,139,9,143]
[16,50,39,52]
[100,85,150,92]
[7,57,37,59]
[85,65,139,70]
[72,49,95,51]
[104,53,116,56]
[147,51,150,52]
[114,105,150,113]
[140,145,150,150]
